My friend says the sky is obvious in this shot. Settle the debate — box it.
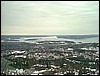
[1,1,99,35]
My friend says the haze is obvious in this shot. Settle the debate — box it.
[1,1,99,35]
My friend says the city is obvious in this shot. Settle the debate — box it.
[1,35,99,75]
[1,1,99,75]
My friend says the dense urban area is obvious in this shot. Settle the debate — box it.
[1,35,99,75]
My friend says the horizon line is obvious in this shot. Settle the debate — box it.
[1,34,99,36]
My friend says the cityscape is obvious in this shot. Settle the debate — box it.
[1,35,99,75]
[1,1,99,75]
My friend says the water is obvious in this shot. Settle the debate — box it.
[1,35,99,43]
[73,37,99,43]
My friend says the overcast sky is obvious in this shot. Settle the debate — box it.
[1,1,99,35]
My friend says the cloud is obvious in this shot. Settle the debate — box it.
[1,1,99,35]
